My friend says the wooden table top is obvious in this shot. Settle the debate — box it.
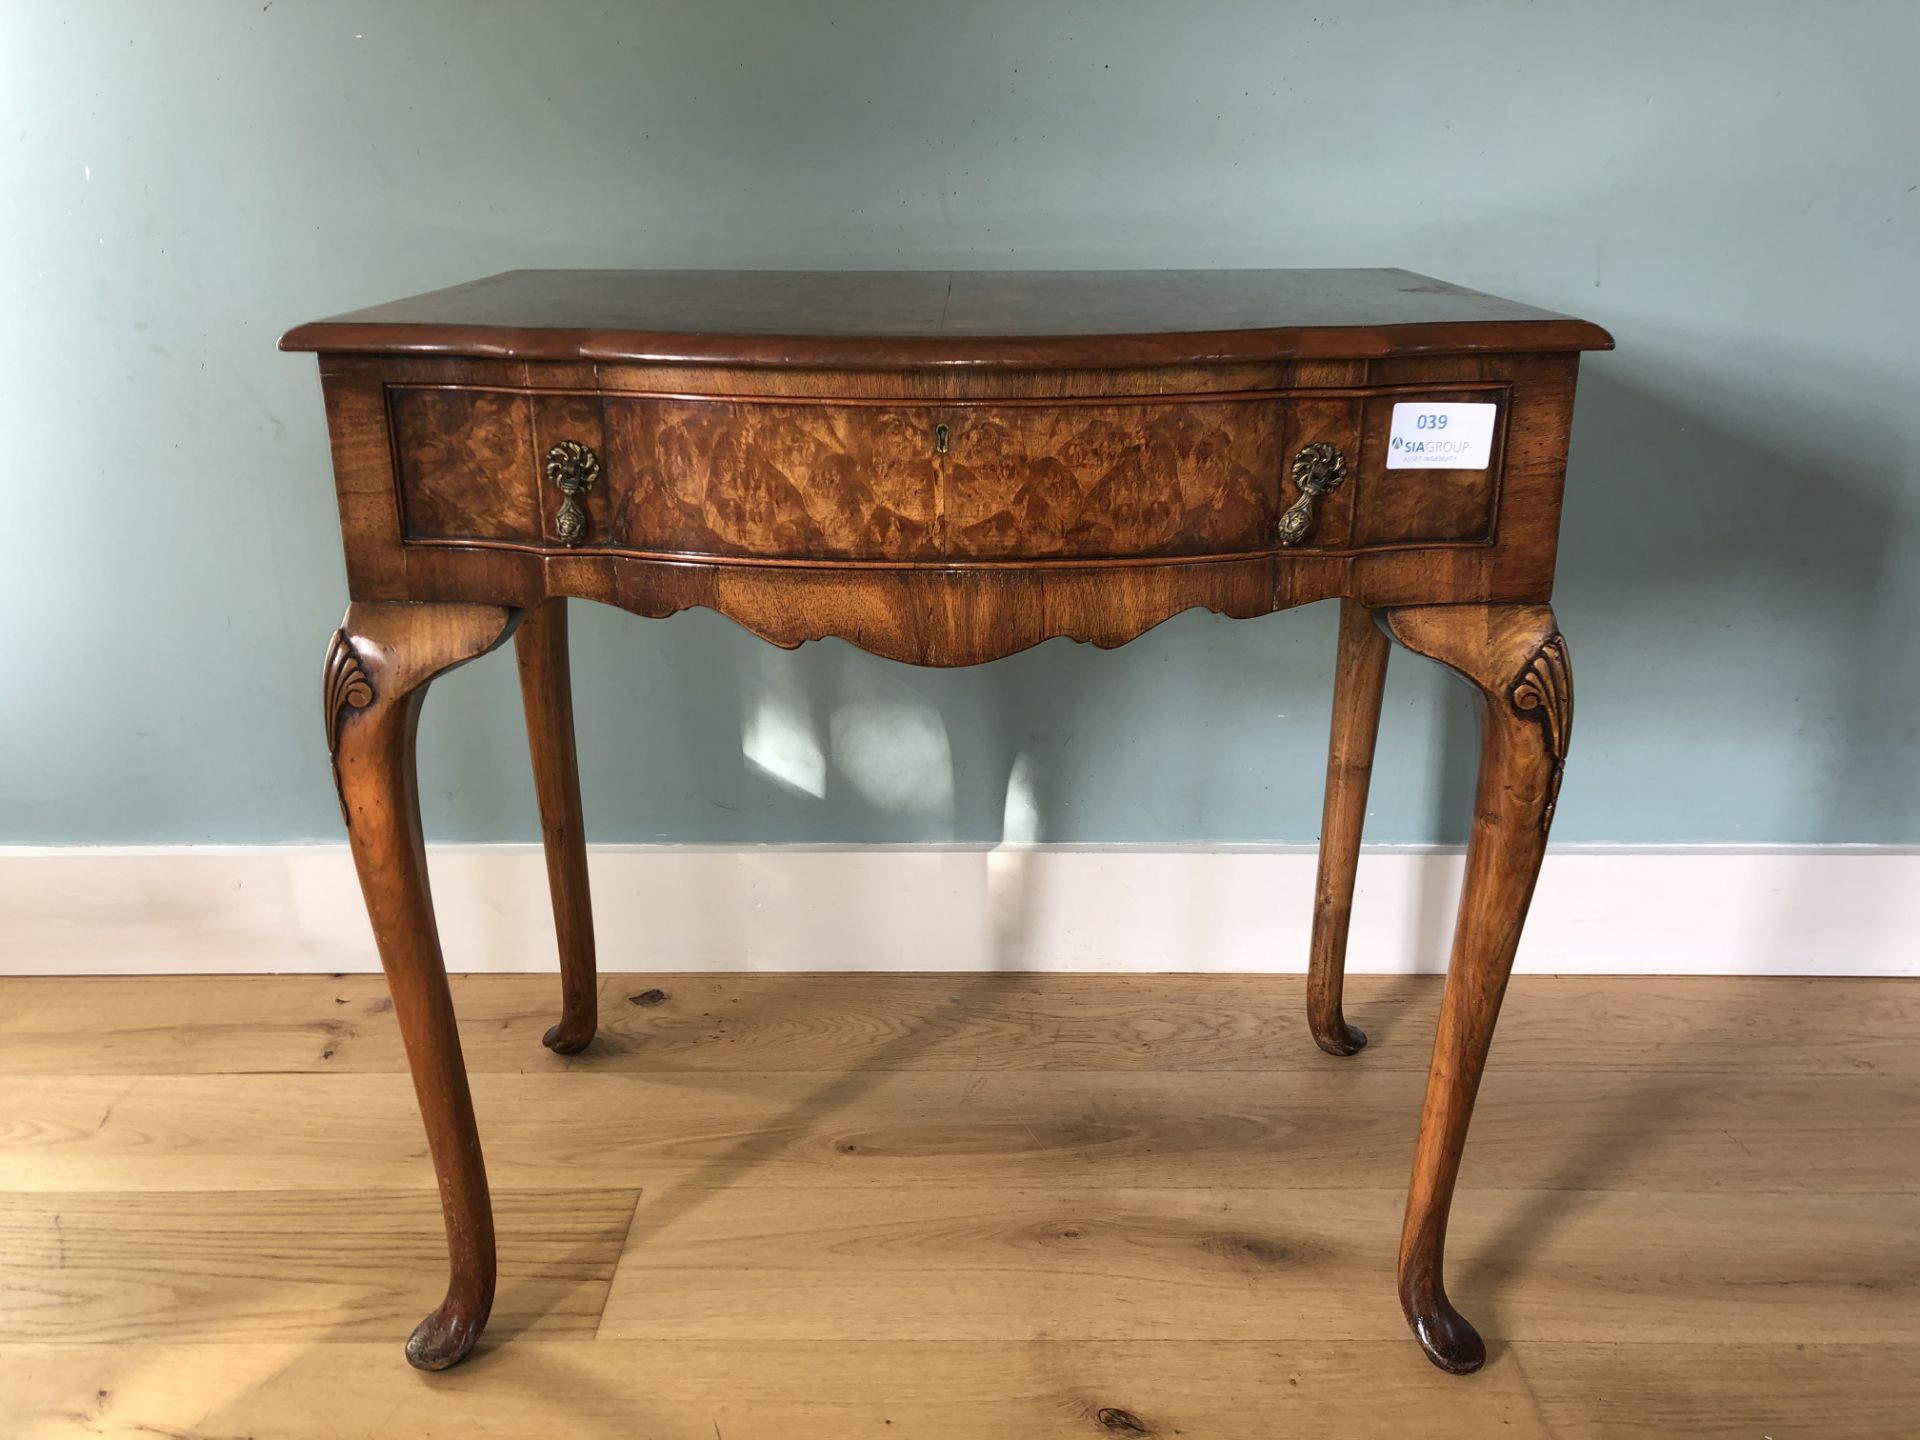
[281,268,1613,368]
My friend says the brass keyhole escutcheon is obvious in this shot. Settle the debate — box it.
[545,440,601,548]
[934,423,950,454]
[1277,441,1348,547]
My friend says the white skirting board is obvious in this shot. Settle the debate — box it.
[1,844,1914,977]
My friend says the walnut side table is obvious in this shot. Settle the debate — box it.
[283,269,1610,1374]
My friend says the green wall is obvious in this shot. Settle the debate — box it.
[4,1,1916,845]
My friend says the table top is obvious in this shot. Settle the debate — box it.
[280,268,1613,369]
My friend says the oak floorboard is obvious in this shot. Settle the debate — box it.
[1513,1341,1920,1439]
[1,974,1915,1437]
[2,1067,1914,1194]
[1,973,1913,1075]
[0,1341,1553,1440]
[595,1185,1920,1346]
[0,1189,636,1345]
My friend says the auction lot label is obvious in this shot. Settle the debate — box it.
[1386,402,1497,469]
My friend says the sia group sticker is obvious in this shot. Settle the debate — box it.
[1386,402,1496,469]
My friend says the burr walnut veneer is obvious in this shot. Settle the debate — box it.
[284,269,1611,1376]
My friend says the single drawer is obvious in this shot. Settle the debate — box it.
[389,385,1506,560]
[599,394,1314,561]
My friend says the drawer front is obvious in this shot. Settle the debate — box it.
[601,395,1300,561]
[389,385,1507,561]
[939,399,1287,558]
[604,398,940,560]
[390,387,541,543]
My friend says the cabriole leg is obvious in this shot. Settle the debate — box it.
[1379,602,1571,1375]
[325,600,520,1370]
[514,599,600,1054]
[1306,597,1391,1055]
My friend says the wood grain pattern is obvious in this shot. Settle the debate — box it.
[606,397,941,560]
[327,601,521,1370]
[15,1341,1917,1440]
[7,1068,1915,1196]
[312,365,1589,667]
[382,386,1515,563]
[942,399,1280,558]
[698,557,1285,666]
[2,1341,1557,1439]
[595,1186,1920,1345]
[4,974,1914,1078]
[279,267,1615,367]
[303,290,1594,670]
[390,386,538,542]
[2,973,1915,1436]
[1306,599,1390,1055]
[1517,1342,1920,1440]
[512,600,599,1054]
[0,1188,635,1344]
[1382,603,1571,1374]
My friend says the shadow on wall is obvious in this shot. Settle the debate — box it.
[1408,364,1918,962]
[1568,366,1915,838]
[553,571,1309,848]
[665,634,1060,969]
[478,362,1916,966]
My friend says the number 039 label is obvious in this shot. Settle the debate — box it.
[1386,402,1497,469]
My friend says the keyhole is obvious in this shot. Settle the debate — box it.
[934,423,950,454]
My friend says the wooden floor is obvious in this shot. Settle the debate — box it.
[0,974,1916,1438]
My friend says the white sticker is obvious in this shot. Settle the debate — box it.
[1386,402,1497,469]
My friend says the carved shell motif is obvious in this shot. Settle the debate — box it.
[1508,632,1572,828]
[323,629,373,758]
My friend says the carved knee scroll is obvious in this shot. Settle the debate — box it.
[1507,631,1572,829]
[323,628,376,820]
[324,604,520,774]
[1385,605,1572,838]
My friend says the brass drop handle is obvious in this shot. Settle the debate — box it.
[545,440,601,547]
[1277,441,1347,547]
